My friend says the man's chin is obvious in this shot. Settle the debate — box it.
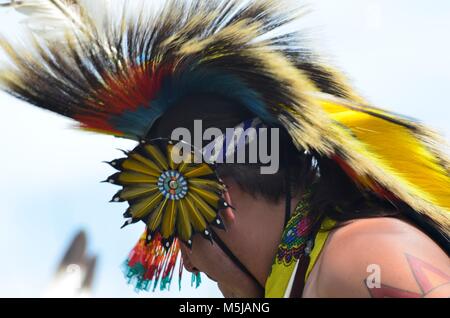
[205,272,217,282]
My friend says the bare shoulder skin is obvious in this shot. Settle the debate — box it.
[303,217,450,298]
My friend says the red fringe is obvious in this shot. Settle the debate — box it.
[127,230,182,291]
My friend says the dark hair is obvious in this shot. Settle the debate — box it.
[215,132,402,224]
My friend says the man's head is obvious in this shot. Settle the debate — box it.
[148,94,315,296]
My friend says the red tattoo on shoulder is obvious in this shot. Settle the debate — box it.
[366,254,450,298]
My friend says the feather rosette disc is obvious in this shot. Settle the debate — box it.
[105,139,227,249]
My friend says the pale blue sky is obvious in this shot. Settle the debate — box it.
[0,0,448,297]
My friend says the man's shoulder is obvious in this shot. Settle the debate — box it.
[310,217,450,297]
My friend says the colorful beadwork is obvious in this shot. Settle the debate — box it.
[276,196,314,266]
[158,170,188,201]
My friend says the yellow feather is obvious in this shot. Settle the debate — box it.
[148,198,168,232]
[188,178,224,192]
[116,172,158,185]
[177,199,192,242]
[119,185,158,201]
[318,98,450,233]
[166,144,180,170]
[187,192,216,223]
[178,151,195,173]
[161,199,178,239]
[130,191,163,220]
[183,163,214,178]
[190,186,220,208]
[122,158,161,177]
[184,196,208,232]
[128,152,162,174]
[143,144,169,171]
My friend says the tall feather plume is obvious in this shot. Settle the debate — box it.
[0,0,448,244]
[3,0,104,39]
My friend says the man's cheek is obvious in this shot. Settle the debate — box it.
[190,237,223,273]
[187,236,212,268]
[180,246,196,272]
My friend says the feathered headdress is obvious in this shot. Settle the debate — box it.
[1,0,449,291]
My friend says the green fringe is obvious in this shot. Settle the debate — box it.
[122,260,202,292]
[191,272,202,289]
[122,260,154,292]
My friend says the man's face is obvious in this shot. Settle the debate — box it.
[179,232,264,298]
[179,177,265,298]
